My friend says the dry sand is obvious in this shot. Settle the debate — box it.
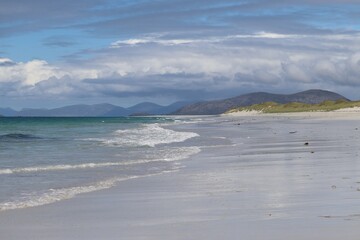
[1,114,360,239]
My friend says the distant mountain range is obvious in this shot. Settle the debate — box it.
[173,89,349,115]
[0,102,190,117]
[0,89,350,117]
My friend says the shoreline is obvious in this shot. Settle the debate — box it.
[225,108,360,120]
[1,115,360,239]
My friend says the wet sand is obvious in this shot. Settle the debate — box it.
[1,114,360,239]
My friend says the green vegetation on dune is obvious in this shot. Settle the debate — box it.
[227,99,360,113]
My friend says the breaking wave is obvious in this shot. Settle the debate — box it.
[0,147,201,175]
[0,175,142,211]
[84,123,199,147]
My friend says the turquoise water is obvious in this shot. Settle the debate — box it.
[0,117,200,211]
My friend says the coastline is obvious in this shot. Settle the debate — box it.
[225,107,360,120]
[1,114,360,239]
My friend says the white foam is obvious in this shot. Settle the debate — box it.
[0,168,184,212]
[0,147,201,175]
[0,176,138,211]
[86,123,199,147]
[0,169,13,174]
[0,162,125,175]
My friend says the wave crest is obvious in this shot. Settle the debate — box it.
[0,176,137,211]
[0,147,201,175]
[86,123,199,147]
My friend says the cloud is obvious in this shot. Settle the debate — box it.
[0,0,108,37]
[43,37,77,47]
[0,59,68,85]
[109,32,303,48]
[0,57,15,66]
[1,0,360,104]
[1,0,359,39]
[2,30,360,101]
[110,38,200,47]
[74,0,360,40]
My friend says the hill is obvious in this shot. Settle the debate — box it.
[0,101,190,117]
[227,99,359,114]
[127,102,164,115]
[18,104,130,117]
[173,89,349,115]
[0,108,17,116]
[126,101,191,115]
[0,90,349,117]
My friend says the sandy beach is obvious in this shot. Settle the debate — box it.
[1,113,360,240]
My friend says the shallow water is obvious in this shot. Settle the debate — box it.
[0,117,201,211]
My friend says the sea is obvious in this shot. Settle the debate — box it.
[0,117,202,211]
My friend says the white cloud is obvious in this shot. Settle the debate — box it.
[22,60,65,85]
[110,37,201,47]
[2,32,360,100]
[232,32,304,39]
[0,57,14,64]
[0,59,67,85]
[282,63,311,83]
[110,32,308,48]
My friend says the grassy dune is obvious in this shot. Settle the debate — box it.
[227,99,360,113]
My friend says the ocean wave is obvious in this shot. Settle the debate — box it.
[0,169,182,212]
[0,133,42,140]
[0,176,138,211]
[84,123,199,147]
[0,147,201,175]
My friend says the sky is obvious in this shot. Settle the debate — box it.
[1,0,360,109]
